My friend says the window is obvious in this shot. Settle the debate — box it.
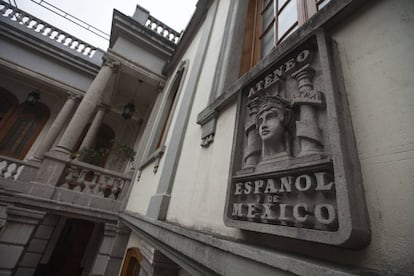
[0,88,17,124]
[0,97,49,160]
[150,65,185,153]
[120,248,143,276]
[240,0,331,75]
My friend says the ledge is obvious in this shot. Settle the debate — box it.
[0,188,119,223]
[110,9,176,57]
[196,0,368,126]
[120,211,367,276]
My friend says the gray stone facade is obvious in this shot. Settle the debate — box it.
[1,0,413,275]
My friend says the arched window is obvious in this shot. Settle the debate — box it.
[0,93,50,160]
[0,88,18,124]
[154,66,185,150]
[120,248,143,276]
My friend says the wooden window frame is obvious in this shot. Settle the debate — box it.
[240,0,320,74]
[149,65,186,154]
[120,248,143,276]
[0,101,50,160]
[138,62,188,170]
[155,69,183,150]
[0,88,18,124]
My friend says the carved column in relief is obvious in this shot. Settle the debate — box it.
[291,64,324,156]
[243,97,261,168]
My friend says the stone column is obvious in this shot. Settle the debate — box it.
[138,241,179,276]
[79,104,108,150]
[54,59,119,154]
[33,94,81,160]
[90,223,130,276]
[291,65,324,156]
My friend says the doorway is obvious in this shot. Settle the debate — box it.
[35,219,95,276]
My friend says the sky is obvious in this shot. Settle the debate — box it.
[6,0,197,49]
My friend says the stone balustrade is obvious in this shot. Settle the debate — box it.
[0,2,98,58]
[59,160,131,200]
[0,156,25,180]
[145,15,181,44]
[0,155,40,180]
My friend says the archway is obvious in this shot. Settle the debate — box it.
[0,89,50,160]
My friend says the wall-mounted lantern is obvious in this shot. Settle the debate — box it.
[26,90,40,105]
[122,102,135,119]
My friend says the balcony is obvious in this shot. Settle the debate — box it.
[0,154,132,216]
[0,1,179,219]
[0,2,104,66]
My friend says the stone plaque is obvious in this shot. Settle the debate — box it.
[224,33,370,247]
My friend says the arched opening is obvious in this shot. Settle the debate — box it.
[120,247,143,276]
[0,91,50,160]
[154,65,186,151]
[75,123,115,167]
[0,88,18,124]
[91,124,115,167]
[35,219,96,276]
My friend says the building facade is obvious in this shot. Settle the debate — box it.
[0,0,413,275]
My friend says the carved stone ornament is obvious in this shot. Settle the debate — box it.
[224,33,370,248]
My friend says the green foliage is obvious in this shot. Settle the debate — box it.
[72,139,136,165]
[110,139,136,162]
[74,147,108,164]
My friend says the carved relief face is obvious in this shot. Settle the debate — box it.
[257,109,284,142]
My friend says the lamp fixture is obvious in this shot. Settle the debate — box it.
[121,79,143,120]
[26,90,40,105]
[122,102,135,119]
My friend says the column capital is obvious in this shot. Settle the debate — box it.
[157,82,165,93]
[102,56,121,72]
[68,93,82,102]
[97,103,110,113]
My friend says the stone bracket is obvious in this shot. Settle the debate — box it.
[200,114,217,147]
